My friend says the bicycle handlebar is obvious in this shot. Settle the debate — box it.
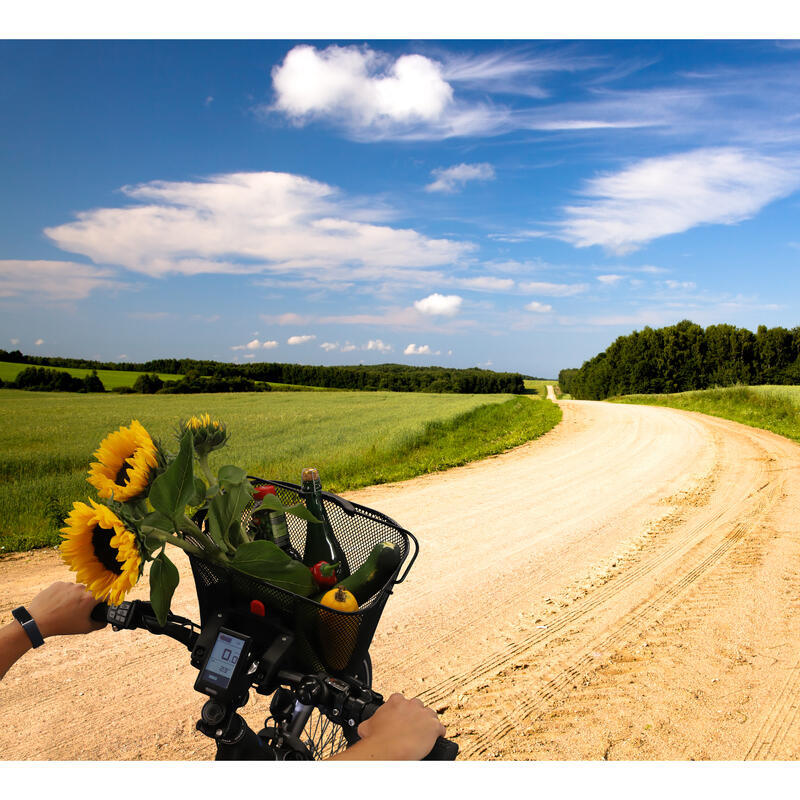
[96,600,458,760]
[359,701,458,761]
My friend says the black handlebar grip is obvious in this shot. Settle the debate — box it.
[90,602,109,625]
[422,736,459,761]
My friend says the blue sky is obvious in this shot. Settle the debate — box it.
[3,32,800,377]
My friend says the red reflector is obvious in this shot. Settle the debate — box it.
[250,600,265,616]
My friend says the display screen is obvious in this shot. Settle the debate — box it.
[199,631,247,690]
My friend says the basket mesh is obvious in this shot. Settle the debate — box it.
[187,479,411,676]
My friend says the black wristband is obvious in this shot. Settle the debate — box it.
[11,606,45,648]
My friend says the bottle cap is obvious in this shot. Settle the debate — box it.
[301,467,319,482]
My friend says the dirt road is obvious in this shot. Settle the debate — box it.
[2,396,800,760]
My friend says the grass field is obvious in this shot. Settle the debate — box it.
[523,379,556,397]
[613,385,800,443]
[0,361,182,389]
[0,389,560,552]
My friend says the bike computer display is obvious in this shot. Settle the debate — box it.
[194,628,252,699]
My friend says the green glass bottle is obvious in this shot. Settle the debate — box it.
[269,510,303,561]
[301,467,350,579]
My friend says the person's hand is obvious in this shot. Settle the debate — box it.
[355,693,446,760]
[25,582,105,639]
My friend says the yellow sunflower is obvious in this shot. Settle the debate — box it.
[87,419,159,501]
[60,500,142,604]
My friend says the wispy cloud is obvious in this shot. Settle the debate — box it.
[45,171,472,283]
[557,148,800,254]
[266,44,663,142]
[457,276,515,292]
[597,274,624,285]
[519,281,589,296]
[0,260,128,301]
[425,163,495,193]
[287,334,316,345]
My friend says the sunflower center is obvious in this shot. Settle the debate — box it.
[92,525,123,575]
[115,460,133,487]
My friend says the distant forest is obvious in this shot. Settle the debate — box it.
[559,321,800,400]
[0,350,526,395]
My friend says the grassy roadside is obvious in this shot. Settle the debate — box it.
[320,394,561,491]
[0,390,560,553]
[612,385,800,443]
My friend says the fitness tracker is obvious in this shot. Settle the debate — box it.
[11,606,45,648]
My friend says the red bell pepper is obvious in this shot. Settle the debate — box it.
[311,561,339,588]
[253,484,277,501]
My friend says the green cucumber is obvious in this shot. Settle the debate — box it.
[335,541,401,605]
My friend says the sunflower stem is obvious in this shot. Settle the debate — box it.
[178,517,227,558]
[198,455,216,487]
[146,531,207,559]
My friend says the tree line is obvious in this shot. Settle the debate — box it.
[559,321,800,400]
[0,351,525,394]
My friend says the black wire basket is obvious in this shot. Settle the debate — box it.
[186,478,417,677]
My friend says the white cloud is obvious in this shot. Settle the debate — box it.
[425,163,495,193]
[457,276,514,292]
[366,339,392,352]
[558,148,800,254]
[45,171,473,282]
[341,343,357,352]
[10,338,19,345]
[271,45,454,134]
[267,45,634,142]
[34,338,44,345]
[597,274,624,285]
[0,259,127,301]
[287,334,316,345]
[525,301,553,313]
[404,343,432,355]
[231,339,278,351]
[320,342,339,351]
[519,281,588,296]
[413,293,463,317]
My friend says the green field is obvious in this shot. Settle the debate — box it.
[523,379,555,397]
[0,361,182,390]
[0,389,560,552]
[613,385,800,443]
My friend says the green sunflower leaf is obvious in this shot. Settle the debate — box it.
[254,494,321,524]
[218,465,246,486]
[140,510,176,533]
[189,477,206,507]
[148,430,195,524]
[231,540,315,596]
[149,550,180,626]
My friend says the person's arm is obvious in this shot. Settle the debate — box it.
[0,581,105,680]
[327,692,447,761]
[0,620,33,680]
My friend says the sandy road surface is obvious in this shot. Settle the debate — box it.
[2,394,800,760]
